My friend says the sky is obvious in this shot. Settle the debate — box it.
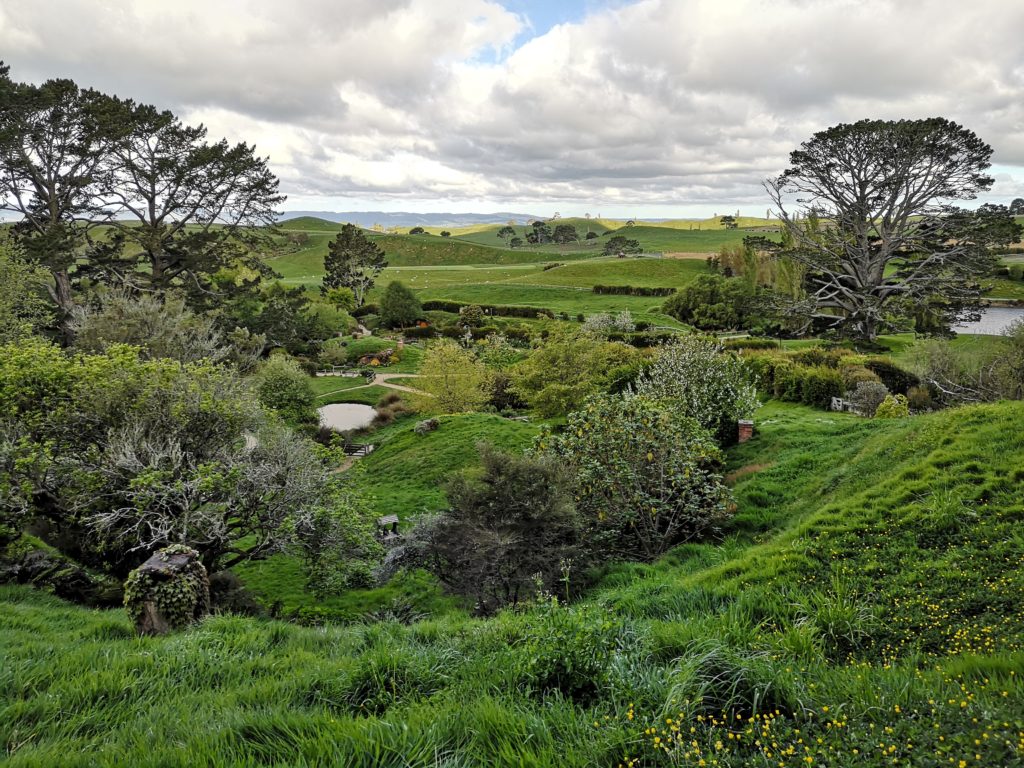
[1,0,1023,218]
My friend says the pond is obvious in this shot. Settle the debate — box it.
[318,403,377,431]
[953,307,1024,336]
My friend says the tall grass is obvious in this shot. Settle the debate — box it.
[4,401,1024,765]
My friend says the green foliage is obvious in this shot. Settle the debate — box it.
[603,234,643,256]
[510,325,637,417]
[401,445,581,613]
[254,355,318,426]
[0,238,52,343]
[4,401,1024,765]
[874,393,910,418]
[513,598,622,700]
[662,273,757,330]
[0,338,352,577]
[379,280,423,329]
[122,545,210,631]
[631,336,760,441]
[414,339,491,413]
[71,290,264,371]
[539,395,732,560]
[323,224,388,307]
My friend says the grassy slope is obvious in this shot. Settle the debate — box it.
[3,401,1024,766]
[233,413,540,620]
[349,412,541,520]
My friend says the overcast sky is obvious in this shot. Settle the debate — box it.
[2,0,1023,218]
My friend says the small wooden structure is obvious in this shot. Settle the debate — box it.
[315,366,362,378]
[376,514,401,544]
[343,443,375,457]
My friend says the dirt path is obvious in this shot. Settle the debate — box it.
[317,373,430,401]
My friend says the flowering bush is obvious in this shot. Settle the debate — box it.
[630,337,760,443]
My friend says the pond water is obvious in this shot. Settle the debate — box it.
[953,307,1024,336]
[318,403,377,431]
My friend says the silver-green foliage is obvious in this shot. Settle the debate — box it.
[630,336,760,432]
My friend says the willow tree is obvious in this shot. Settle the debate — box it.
[766,118,1022,340]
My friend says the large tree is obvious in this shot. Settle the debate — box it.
[92,101,284,301]
[322,224,387,306]
[0,67,116,338]
[765,118,1022,340]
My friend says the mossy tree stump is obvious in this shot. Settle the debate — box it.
[124,545,210,636]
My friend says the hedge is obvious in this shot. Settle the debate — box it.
[592,284,677,296]
[864,358,920,394]
[421,300,554,319]
[604,331,679,347]
[744,353,844,408]
[723,337,780,351]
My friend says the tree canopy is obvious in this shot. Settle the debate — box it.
[603,235,642,256]
[0,339,361,577]
[379,280,422,329]
[0,65,286,334]
[323,224,387,307]
[765,118,1022,340]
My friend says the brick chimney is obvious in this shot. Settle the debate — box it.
[737,419,754,443]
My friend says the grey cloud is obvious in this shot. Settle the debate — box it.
[2,0,1022,208]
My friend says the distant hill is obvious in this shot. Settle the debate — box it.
[276,211,542,228]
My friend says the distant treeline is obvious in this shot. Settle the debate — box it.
[592,284,677,296]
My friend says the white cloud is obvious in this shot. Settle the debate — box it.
[1,0,1022,213]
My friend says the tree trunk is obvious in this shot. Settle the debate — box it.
[49,269,77,345]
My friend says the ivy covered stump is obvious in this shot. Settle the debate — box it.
[124,545,210,636]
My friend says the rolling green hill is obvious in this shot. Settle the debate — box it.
[3,400,1024,766]
[604,224,779,253]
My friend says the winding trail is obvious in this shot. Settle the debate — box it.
[317,373,429,400]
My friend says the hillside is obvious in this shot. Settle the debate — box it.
[4,401,1023,766]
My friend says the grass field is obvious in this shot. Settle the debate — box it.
[4,399,1024,766]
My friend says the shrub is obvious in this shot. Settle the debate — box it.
[663,274,756,330]
[592,284,676,296]
[631,336,760,442]
[791,348,844,369]
[846,380,890,415]
[351,303,379,318]
[799,365,844,408]
[875,393,910,418]
[413,418,439,435]
[400,445,581,614]
[724,337,779,351]
[379,281,422,329]
[539,395,732,559]
[841,364,881,389]
[254,355,318,426]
